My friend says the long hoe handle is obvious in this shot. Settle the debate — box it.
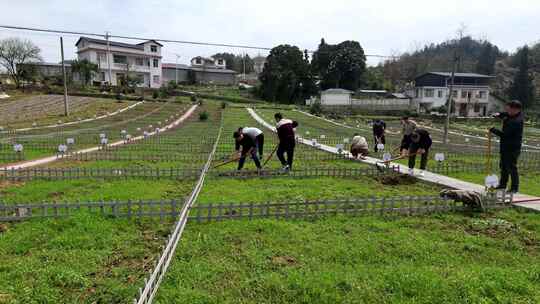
[263,145,279,168]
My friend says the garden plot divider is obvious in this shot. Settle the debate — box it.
[133,109,224,304]
[189,192,511,222]
[0,167,202,181]
[0,191,512,223]
[0,199,186,222]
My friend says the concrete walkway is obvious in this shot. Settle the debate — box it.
[248,108,540,211]
[0,105,198,171]
[293,109,536,151]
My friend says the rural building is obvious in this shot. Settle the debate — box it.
[412,72,494,117]
[252,55,266,75]
[356,89,388,99]
[320,88,353,105]
[75,37,163,88]
[162,60,237,85]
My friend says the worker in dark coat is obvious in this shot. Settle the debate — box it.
[489,100,524,193]
[372,119,386,152]
[408,129,432,171]
[274,113,298,171]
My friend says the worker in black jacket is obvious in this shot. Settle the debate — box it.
[489,100,524,193]
[233,131,262,171]
[408,129,432,171]
[372,119,386,152]
[274,113,298,171]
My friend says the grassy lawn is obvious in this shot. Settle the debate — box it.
[0,213,172,303]
[0,179,195,204]
[197,176,443,204]
[155,210,540,304]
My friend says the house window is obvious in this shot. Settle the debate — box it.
[113,55,127,64]
[474,103,481,112]
[424,89,434,98]
[151,45,157,52]
[195,58,202,64]
[437,90,443,98]
[461,90,467,98]
[217,59,224,65]
[98,52,106,64]
[415,88,419,98]
[135,58,144,66]
[452,90,458,98]
[153,59,159,68]
[477,91,487,99]
[153,75,160,84]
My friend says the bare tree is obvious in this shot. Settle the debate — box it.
[0,38,42,88]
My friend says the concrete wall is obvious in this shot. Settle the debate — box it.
[194,71,236,85]
[321,93,351,105]
[352,98,411,111]
[162,68,189,84]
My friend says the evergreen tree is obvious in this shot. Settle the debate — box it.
[476,42,496,75]
[259,45,316,104]
[311,39,366,91]
[509,46,535,108]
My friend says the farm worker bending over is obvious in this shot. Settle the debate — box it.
[489,100,524,193]
[236,127,264,158]
[372,119,386,152]
[400,116,417,156]
[350,133,369,159]
[233,131,262,171]
[408,129,432,172]
[274,112,298,171]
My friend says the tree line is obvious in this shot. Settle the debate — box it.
[258,38,367,104]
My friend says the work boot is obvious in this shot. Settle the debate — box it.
[280,165,290,173]
[494,185,507,191]
[508,188,519,194]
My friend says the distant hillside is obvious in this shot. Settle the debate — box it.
[382,37,540,103]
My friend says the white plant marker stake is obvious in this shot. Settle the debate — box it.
[66,138,75,145]
[14,144,23,153]
[58,144,68,154]
[434,153,445,162]
[485,174,499,189]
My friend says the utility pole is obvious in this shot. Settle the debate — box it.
[106,31,112,85]
[443,52,458,144]
[243,52,246,81]
[60,37,69,116]
[175,54,180,84]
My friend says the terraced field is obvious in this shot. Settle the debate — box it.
[1,99,536,304]
[0,94,133,128]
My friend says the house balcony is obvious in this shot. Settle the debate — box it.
[111,63,151,72]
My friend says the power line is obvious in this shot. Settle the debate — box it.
[0,24,399,58]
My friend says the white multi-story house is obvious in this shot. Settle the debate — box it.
[411,72,494,117]
[75,37,163,88]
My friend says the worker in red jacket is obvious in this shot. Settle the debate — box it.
[274,113,298,171]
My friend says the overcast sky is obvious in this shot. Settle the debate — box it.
[1,0,539,66]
